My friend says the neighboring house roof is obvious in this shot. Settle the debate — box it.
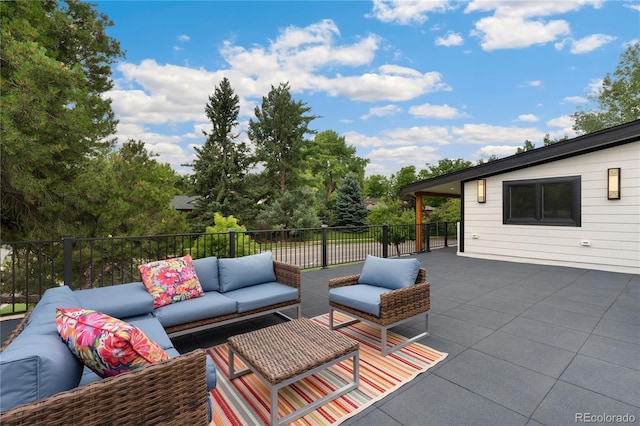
[169,195,199,211]
[401,119,640,198]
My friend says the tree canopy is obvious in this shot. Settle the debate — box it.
[248,82,317,198]
[189,77,254,229]
[573,42,640,134]
[1,0,124,240]
[305,130,369,202]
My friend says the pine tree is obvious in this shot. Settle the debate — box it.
[189,78,253,229]
[333,173,368,229]
[248,82,317,200]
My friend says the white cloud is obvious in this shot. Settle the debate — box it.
[518,114,539,122]
[475,145,519,159]
[466,0,603,51]
[178,35,190,42]
[624,3,640,12]
[318,67,450,102]
[361,105,402,120]
[523,80,542,87]
[367,0,452,25]
[345,126,451,149]
[587,78,604,96]
[451,123,545,145]
[472,16,570,50]
[435,32,464,47]
[365,145,440,177]
[563,96,587,103]
[409,103,463,119]
[554,34,617,54]
[547,115,577,138]
[465,0,604,19]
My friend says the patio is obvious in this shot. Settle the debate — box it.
[173,247,639,425]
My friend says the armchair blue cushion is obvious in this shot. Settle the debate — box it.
[218,251,277,292]
[358,255,421,290]
[329,284,389,317]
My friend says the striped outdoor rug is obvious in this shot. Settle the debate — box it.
[208,312,447,426]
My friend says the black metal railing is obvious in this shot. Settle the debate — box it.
[0,222,457,313]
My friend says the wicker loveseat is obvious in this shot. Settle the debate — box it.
[0,251,301,425]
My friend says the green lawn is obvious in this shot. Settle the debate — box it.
[1,303,29,315]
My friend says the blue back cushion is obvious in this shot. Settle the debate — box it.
[357,255,421,290]
[218,252,277,292]
[75,282,154,318]
[193,256,220,292]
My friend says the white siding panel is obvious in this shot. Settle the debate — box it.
[463,142,640,274]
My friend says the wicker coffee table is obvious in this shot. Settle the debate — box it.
[228,318,360,426]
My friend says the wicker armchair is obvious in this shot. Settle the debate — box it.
[328,267,430,356]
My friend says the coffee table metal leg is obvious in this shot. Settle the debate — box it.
[272,350,359,426]
[228,345,251,379]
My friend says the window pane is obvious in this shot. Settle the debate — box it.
[543,182,573,219]
[510,185,536,219]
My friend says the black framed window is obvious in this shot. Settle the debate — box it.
[503,176,581,226]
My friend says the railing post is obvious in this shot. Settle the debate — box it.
[228,228,236,258]
[426,223,431,253]
[321,224,328,269]
[444,222,449,247]
[63,236,73,288]
[382,224,389,258]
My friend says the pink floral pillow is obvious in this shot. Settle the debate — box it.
[56,308,169,378]
[138,255,204,308]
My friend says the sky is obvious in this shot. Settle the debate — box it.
[95,0,640,178]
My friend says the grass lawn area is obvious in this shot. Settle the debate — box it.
[1,303,29,315]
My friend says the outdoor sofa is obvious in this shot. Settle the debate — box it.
[0,251,301,425]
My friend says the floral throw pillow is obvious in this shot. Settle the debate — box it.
[56,308,169,378]
[138,255,204,308]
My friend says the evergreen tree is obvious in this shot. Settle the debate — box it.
[333,173,368,229]
[256,189,321,230]
[248,82,317,200]
[1,0,124,240]
[189,78,252,230]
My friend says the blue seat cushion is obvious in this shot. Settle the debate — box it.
[218,252,276,292]
[75,282,154,319]
[358,255,421,290]
[329,284,390,317]
[193,256,220,292]
[223,282,298,313]
[152,291,237,328]
[0,333,84,412]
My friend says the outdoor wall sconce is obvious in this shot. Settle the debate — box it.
[608,168,621,200]
[477,179,486,203]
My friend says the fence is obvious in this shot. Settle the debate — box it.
[0,222,456,313]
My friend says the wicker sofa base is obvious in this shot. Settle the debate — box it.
[329,304,429,356]
[0,349,209,426]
